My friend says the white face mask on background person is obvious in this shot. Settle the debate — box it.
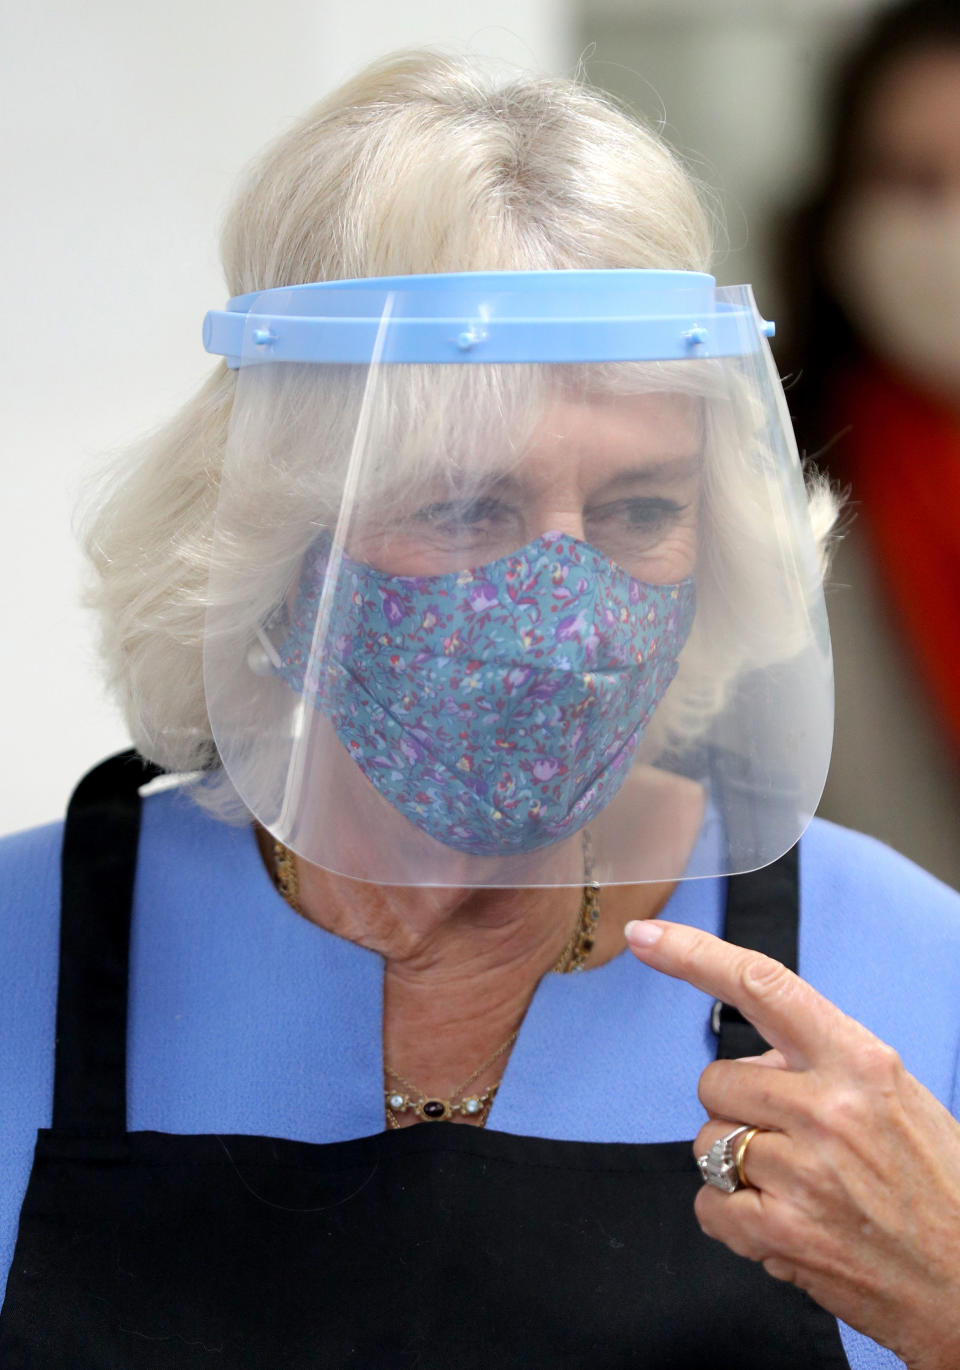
[828,191,960,401]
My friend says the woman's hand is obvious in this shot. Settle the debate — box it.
[625,918,960,1370]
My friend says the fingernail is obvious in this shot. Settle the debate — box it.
[624,919,663,948]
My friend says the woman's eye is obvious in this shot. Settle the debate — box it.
[414,497,515,534]
[587,497,686,531]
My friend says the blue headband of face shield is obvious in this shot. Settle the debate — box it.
[202,269,775,369]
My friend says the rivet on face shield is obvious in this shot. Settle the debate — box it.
[683,326,708,354]
[253,328,278,346]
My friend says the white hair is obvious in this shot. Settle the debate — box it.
[80,50,838,818]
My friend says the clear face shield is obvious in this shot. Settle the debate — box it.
[202,271,832,888]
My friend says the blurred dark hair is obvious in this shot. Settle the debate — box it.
[776,0,960,464]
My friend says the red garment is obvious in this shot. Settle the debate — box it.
[831,363,960,764]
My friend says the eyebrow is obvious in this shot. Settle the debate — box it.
[590,456,703,493]
[446,454,702,508]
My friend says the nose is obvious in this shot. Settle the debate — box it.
[534,507,587,544]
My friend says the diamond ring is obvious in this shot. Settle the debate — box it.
[697,1124,758,1192]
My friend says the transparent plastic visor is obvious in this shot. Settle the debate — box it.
[203,283,832,887]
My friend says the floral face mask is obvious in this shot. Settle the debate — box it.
[275,531,696,856]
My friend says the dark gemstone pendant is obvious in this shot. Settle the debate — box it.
[420,1099,450,1121]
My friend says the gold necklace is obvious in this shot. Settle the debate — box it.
[270,833,602,1127]
[273,839,300,912]
[551,830,600,974]
[384,1031,519,1127]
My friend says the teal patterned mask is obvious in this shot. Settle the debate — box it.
[276,532,695,856]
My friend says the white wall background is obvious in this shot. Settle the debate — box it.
[0,0,575,835]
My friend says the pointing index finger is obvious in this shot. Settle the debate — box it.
[624,918,853,1068]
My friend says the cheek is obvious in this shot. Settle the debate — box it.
[641,485,703,584]
[345,534,444,576]
[642,521,698,584]
[343,526,469,576]
[608,508,700,585]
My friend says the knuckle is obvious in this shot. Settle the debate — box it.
[722,1227,765,1262]
[695,1190,768,1263]
[815,1085,870,1137]
[854,1037,902,1087]
[741,953,793,1003]
[760,1198,810,1259]
[693,1185,716,1233]
[752,1075,787,1117]
[762,1255,799,1285]
[697,1060,727,1110]
[790,1152,834,1204]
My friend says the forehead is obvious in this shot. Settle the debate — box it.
[514,390,702,484]
[438,391,706,504]
[363,372,707,507]
[532,390,702,448]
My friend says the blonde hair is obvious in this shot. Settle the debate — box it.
[81,50,836,814]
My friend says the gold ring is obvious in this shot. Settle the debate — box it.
[734,1127,761,1188]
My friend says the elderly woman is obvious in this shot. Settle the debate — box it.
[1,52,959,1370]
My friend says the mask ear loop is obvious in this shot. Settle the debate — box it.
[246,625,284,677]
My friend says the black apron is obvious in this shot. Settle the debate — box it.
[0,753,850,1368]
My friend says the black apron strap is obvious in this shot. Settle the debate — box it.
[713,843,799,1061]
[53,750,163,1135]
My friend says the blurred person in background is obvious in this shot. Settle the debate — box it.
[779,0,960,889]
